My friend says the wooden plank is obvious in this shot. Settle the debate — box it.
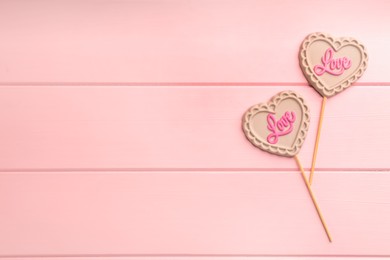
[0,0,389,83]
[1,171,389,256]
[0,85,388,170]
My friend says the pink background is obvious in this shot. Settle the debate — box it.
[1,0,390,259]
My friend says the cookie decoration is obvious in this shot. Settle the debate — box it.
[242,90,332,242]
[243,90,310,157]
[299,32,368,98]
[299,32,368,185]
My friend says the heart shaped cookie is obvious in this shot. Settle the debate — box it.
[299,32,368,98]
[242,91,310,157]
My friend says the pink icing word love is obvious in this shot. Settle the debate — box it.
[313,48,352,76]
[266,111,296,144]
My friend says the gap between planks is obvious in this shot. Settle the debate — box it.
[0,169,389,173]
[0,82,389,87]
[0,255,389,259]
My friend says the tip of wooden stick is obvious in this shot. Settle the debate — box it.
[327,233,333,243]
[309,175,313,185]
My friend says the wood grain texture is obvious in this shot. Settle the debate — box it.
[1,0,389,258]
[0,0,389,83]
[0,85,388,171]
[1,171,390,256]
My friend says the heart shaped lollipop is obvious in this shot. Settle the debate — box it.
[242,90,332,242]
[242,90,310,157]
[299,32,368,98]
[299,32,368,185]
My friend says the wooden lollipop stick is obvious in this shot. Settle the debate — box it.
[294,155,332,242]
[309,96,327,185]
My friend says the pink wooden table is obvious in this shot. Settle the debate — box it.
[1,0,390,259]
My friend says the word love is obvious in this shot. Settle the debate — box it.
[313,48,352,76]
[266,111,296,144]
